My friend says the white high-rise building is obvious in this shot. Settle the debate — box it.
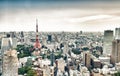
[12,38,17,48]
[1,38,12,55]
[103,30,113,56]
[83,51,91,68]
[2,49,18,76]
[111,39,120,64]
[63,42,69,54]
[115,28,120,39]
[1,37,18,76]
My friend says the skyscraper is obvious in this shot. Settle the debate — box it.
[103,30,113,56]
[1,37,12,56]
[10,32,16,38]
[83,51,91,68]
[50,50,55,66]
[9,32,17,48]
[47,35,52,42]
[2,49,18,76]
[115,28,120,39]
[1,36,18,76]
[111,39,120,64]
[63,42,69,54]
[20,31,24,43]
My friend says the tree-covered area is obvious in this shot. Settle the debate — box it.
[18,66,37,76]
[81,47,89,51]
[27,69,37,76]
[92,51,99,58]
[54,52,63,59]
[46,52,63,59]
[72,48,81,54]
[114,72,120,76]
[16,45,33,58]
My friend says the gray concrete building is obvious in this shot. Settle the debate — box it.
[83,51,91,68]
[111,39,120,64]
[103,30,113,56]
[115,28,120,39]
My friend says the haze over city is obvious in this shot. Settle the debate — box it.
[1,0,120,76]
[0,0,120,32]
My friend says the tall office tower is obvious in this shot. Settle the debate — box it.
[12,38,17,48]
[54,34,59,43]
[42,37,47,46]
[83,51,91,68]
[63,42,69,54]
[103,30,113,56]
[10,32,16,38]
[115,28,120,39]
[50,50,55,66]
[111,39,120,64]
[1,36,18,76]
[1,35,12,61]
[1,37,12,56]
[2,49,18,76]
[20,31,24,43]
[9,32,17,48]
[47,35,52,42]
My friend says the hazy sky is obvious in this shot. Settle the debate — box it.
[0,0,120,32]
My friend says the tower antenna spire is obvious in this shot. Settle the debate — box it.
[36,19,38,33]
[34,19,41,49]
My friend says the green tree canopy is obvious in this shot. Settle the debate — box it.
[16,45,33,58]
[114,72,120,76]
[27,69,37,76]
[18,66,37,76]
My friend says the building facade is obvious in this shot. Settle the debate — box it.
[115,28,120,39]
[111,39,120,64]
[83,51,91,68]
[103,30,113,56]
[2,49,18,76]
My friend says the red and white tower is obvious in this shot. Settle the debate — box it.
[34,19,41,49]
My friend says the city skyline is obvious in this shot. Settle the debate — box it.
[0,0,120,32]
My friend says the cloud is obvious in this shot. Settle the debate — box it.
[66,15,113,23]
[0,1,120,32]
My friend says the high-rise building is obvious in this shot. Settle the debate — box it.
[1,38,12,56]
[8,32,17,48]
[47,35,52,42]
[1,36,18,76]
[54,34,59,43]
[12,38,17,48]
[20,31,24,43]
[1,36,12,75]
[63,42,69,54]
[111,39,120,64]
[83,51,91,68]
[2,49,18,76]
[115,28,120,39]
[42,37,47,46]
[50,50,55,66]
[10,32,16,38]
[103,30,113,56]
